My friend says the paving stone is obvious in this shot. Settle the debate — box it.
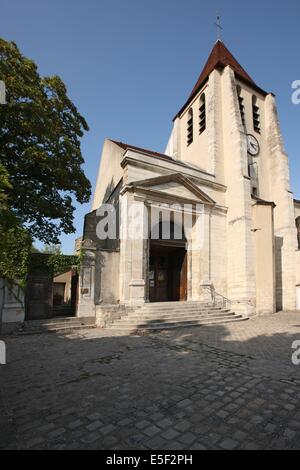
[162,428,180,440]
[190,442,207,450]
[216,410,229,419]
[178,432,197,446]
[175,420,191,432]
[48,428,66,439]
[102,435,118,447]
[244,442,261,450]
[87,412,102,421]
[81,431,101,444]
[2,313,300,450]
[68,419,83,430]
[99,424,116,435]
[283,428,296,440]
[144,425,160,437]
[157,418,173,429]
[136,419,151,430]
[177,399,193,408]
[37,422,55,433]
[146,435,167,449]
[25,436,45,448]
[219,438,239,450]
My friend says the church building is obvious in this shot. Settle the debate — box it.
[78,40,300,329]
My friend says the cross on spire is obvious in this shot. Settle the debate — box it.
[215,14,222,41]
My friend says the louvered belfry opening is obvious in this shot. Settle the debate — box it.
[252,95,261,133]
[199,93,206,134]
[187,108,193,146]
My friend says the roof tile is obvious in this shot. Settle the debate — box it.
[189,40,255,99]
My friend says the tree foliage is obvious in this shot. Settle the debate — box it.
[0,38,91,244]
[0,162,11,208]
[0,223,32,285]
[29,252,81,278]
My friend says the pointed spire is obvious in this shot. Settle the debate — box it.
[174,41,268,120]
[189,40,255,99]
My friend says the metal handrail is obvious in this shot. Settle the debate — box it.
[203,284,253,308]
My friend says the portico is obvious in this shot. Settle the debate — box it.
[118,172,215,307]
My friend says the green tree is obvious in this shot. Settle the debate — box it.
[0,38,91,244]
[0,163,10,208]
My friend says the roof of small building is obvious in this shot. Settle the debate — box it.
[110,139,213,176]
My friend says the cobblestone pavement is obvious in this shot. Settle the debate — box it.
[1,312,300,450]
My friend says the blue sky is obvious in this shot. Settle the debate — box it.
[2,0,300,253]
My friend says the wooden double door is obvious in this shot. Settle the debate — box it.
[149,244,187,303]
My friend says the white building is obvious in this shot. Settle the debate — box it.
[78,41,300,328]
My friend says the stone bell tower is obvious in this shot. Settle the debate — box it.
[166,40,298,313]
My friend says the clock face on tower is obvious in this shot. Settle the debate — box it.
[247,134,260,156]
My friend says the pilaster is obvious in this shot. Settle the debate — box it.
[265,94,297,310]
[222,66,256,316]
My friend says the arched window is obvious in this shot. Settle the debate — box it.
[187,108,193,146]
[237,86,245,126]
[199,93,206,134]
[296,217,300,250]
[252,95,261,133]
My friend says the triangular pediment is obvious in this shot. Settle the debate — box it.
[129,173,215,205]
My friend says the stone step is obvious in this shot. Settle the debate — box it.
[106,315,247,331]
[25,316,95,326]
[114,311,235,322]
[14,317,96,336]
[141,301,215,308]
[16,324,96,336]
[140,305,225,312]
[106,312,240,327]
[135,308,231,317]
[141,301,209,306]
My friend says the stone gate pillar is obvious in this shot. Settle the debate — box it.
[77,239,96,318]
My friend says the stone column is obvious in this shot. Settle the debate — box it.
[119,191,147,305]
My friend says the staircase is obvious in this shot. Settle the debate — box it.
[105,301,246,331]
[14,317,96,336]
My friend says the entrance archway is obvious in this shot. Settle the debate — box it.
[148,221,187,303]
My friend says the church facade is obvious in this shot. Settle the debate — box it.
[78,41,300,326]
